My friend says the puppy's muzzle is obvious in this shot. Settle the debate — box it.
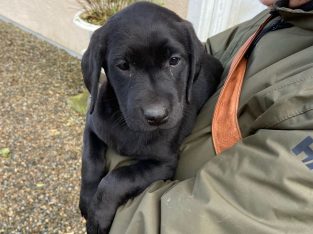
[142,104,169,126]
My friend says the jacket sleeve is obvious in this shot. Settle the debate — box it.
[109,111,313,234]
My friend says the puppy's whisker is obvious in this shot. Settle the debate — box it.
[110,110,127,129]
[111,110,121,119]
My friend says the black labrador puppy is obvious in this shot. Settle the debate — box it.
[80,2,223,233]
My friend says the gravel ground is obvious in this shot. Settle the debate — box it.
[0,21,87,233]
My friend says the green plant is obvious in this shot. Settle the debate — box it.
[77,0,164,25]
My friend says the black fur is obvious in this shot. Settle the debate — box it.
[79,2,223,233]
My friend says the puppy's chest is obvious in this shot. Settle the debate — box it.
[104,128,174,158]
[104,130,157,157]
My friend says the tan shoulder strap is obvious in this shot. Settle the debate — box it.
[212,15,273,155]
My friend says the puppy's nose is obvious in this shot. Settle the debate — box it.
[143,105,169,126]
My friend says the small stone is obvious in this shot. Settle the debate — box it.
[35,183,45,188]
[49,129,60,136]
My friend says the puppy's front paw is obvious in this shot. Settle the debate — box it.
[80,185,99,220]
[86,196,115,234]
[79,193,92,219]
[79,200,88,219]
[86,216,110,234]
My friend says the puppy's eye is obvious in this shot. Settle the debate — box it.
[169,57,181,66]
[117,61,129,71]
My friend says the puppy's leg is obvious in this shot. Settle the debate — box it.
[86,157,177,234]
[80,126,107,219]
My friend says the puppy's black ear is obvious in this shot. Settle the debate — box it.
[81,27,107,114]
[182,21,206,104]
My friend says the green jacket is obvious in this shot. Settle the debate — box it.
[105,5,313,234]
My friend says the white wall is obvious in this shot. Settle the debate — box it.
[188,0,267,41]
[0,0,90,56]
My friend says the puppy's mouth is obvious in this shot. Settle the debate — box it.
[130,124,177,133]
[124,115,179,132]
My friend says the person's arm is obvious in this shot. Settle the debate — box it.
[160,131,313,234]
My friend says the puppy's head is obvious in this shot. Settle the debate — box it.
[82,2,212,132]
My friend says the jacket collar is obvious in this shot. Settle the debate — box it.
[273,3,313,30]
